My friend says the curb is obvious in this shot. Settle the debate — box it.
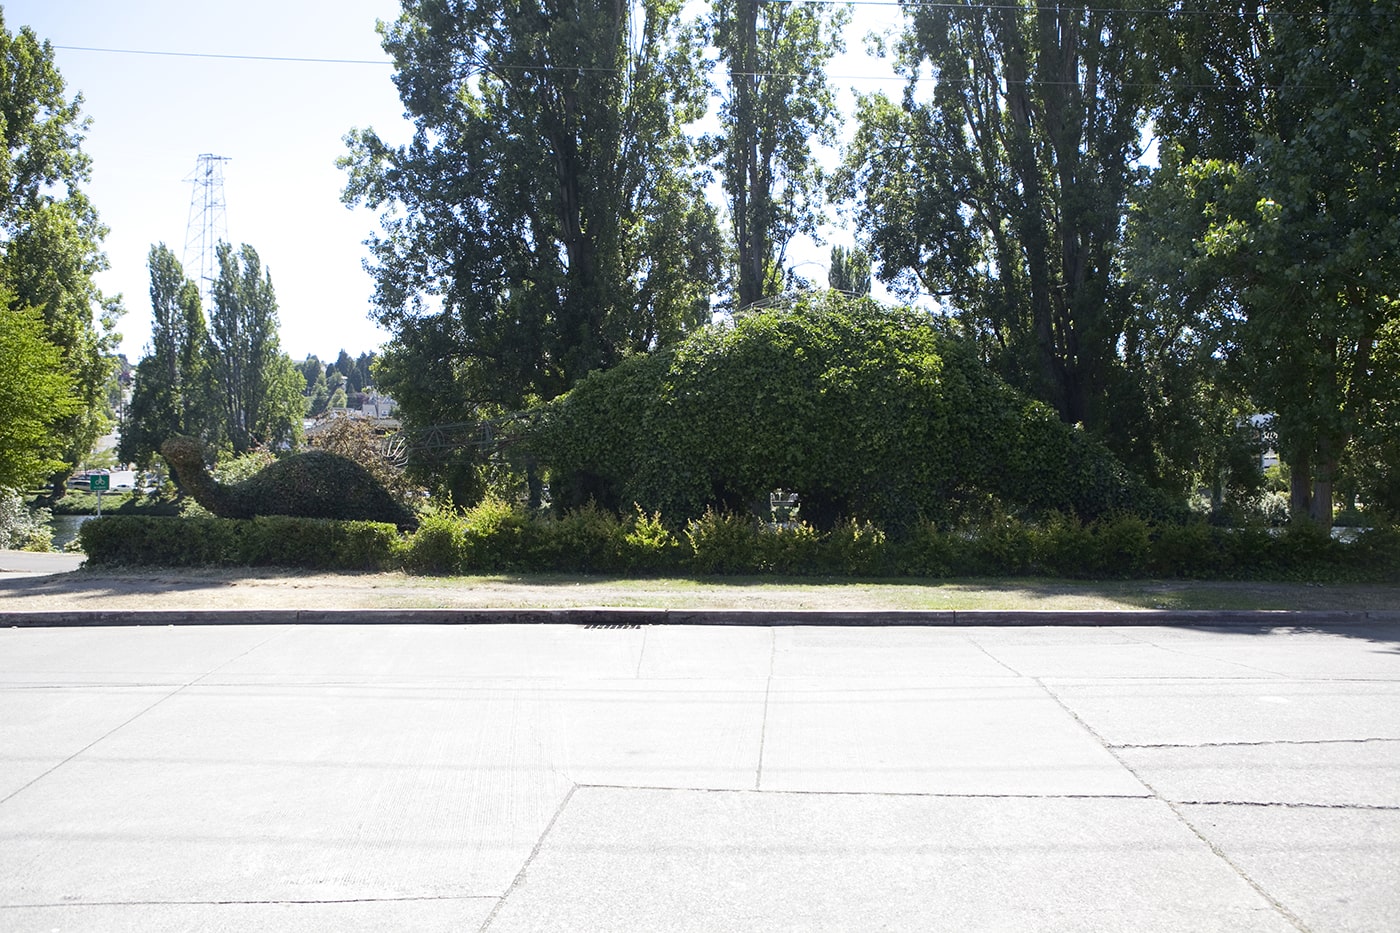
[3,608,1399,628]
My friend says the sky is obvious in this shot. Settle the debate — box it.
[5,0,904,364]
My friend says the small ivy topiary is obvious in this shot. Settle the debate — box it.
[161,436,418,530]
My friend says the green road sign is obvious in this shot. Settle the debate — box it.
[88,474,110,491]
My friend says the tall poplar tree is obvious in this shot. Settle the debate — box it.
[208,243,303,454]
[710,0,847,310]
[121,245,218,465]
[841,0,1153,443]
[342,0,722,414]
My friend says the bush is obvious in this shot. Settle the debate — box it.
[334,521,402,571]
[532,294,1156,532]
[461,497,543,572]
[818,518,889,576]
[400,512,466,575]
[78,514,398,570]
[753,521,823,575]
[80,515,238,567]
[1147,521,1221,578]
[71,509,1400,584]
[539,502,628,573]
[1,486,52,550]
[892,520,959,577]
[685,508,759,575]
[622,507,684,573]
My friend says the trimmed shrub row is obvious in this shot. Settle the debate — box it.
[78,505,1400,583]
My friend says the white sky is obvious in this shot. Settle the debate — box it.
[6,0,904,363]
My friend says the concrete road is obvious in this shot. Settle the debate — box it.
[1,620,1397,932]
[0,549,84,577]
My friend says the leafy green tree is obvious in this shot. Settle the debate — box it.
[840,0,1153,446]
[305,368,331,417]
[709,0,847,310]
[827,245,870,297]
[0,298,82,488]
[0,13,122,497]
[1138,0,1400,525]
[342,0,723,416]
[121,245,218,465]
[208,243,303,453]
[298,355,324,392]
[353,351,375,393]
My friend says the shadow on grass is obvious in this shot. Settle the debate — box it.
[2,568,1397,650]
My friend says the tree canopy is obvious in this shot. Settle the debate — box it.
[0,298,82,488]
[0,12,121,494]
[342,0,723,414]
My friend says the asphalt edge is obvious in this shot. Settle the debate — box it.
[3,608,1399,628]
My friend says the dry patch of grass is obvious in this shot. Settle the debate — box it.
[2,568,1397,613]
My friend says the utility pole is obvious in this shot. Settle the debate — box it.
[182,154,231,308]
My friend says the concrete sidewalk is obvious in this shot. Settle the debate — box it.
[2,620,1398,931]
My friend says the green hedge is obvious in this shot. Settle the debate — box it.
[77,509,1400,583]
[79,515,402,571]
[530,295,1169,530]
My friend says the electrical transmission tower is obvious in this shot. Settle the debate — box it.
[183,153,231,307]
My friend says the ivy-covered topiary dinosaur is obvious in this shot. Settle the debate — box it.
[161,436,418,530]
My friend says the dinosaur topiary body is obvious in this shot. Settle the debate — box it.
[161,436,418,530]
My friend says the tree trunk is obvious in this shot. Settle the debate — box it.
[1288,452,1312,523]
[1309,458,1336,529]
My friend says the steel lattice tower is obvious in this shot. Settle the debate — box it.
[183,154,231,307]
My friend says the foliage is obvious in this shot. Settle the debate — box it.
[79,514,401,570]
[839,0,1152,453]
[208,243,304,453]
[0,485,53,550]
[120,245,218,466]
[0,300,82,487]
[73,505,1400,583]
[1138,0,1400,526]
[532,294,1158,531]
[307,416,416,504]
[827,245,871,298]
[342,0,723,417]
[399,510,466,575]
[708,0,847,309]
[0,15,121,495]
[161,436,418,529]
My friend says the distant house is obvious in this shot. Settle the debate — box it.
[304,393,401,442]
[361,392,397,419]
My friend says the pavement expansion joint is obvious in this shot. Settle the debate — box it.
[478,784,579,933]
[2,896,499,909]
[1172,799,1400,811]
[1112,737,1400,749]
[1027,677,1312,931]
[573,783,1154,800]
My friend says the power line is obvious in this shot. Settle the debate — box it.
[54,45,392,66]
[770,0,1396,14]
[51,41,1362,91]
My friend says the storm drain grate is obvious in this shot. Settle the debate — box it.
[582,623,643,630]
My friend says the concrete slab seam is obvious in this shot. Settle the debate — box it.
[573,783,1154,800]
[754,628,777,791]
[0,895,501,909]
[477,783,579,933]
[1112,737,1400,749]
[0,624,295,808]
[1031,676,1313,933]
[1167,800,1400,811]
